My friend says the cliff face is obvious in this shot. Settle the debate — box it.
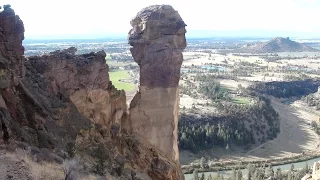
[126,5,186,162]
[27,49,127,127]
[0,6,24,79]
[0,5,184,180]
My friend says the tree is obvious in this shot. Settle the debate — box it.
[66,142,76,158]
[193,170,200,180]
[216,171,221,180]
[236,170,242,180]
[266,165,274,178]
[291,164,295,171]
[226,143,230,151]
[287,171,293,180]
[303,162,309,174]
[253,168,262,180]
[200,157,207,169]
[275,168,282,180]
[93,143,107,176]
[220,175,225,180]
[207,174,213,180]
[200,173,205,180]
[231,169,237,180]
[246,164,254,180]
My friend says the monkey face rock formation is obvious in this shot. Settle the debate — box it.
[127,5,186,162]
[0,5,185,180]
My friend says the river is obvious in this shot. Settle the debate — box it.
[184,157,320,180]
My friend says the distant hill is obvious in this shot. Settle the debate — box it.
[235,37,319,53]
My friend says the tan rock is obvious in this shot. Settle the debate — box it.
[126,4,186,162]
[28,49,127,127]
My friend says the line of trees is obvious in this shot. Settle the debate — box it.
[192,163,310,180]
[250,79,320,98]
[178,120,253,152]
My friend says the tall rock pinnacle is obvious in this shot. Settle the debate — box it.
[127,5,186,162]
[0,6,25,79]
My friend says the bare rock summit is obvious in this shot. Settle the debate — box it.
[126,4,187,163]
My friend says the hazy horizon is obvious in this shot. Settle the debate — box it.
[2,0,320,39]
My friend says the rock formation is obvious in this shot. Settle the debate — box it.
[126,5,186,162]
[27,48,127,127]
[0,5,24,79]
[0,5,185,180]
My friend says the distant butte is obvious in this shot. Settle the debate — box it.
[236,37,318,53]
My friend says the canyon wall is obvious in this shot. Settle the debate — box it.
[126,5,186,162]
[0,5,185,180]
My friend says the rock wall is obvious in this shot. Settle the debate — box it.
[0,6,25,79]
[126,5,186,162]
[27,48,127,127]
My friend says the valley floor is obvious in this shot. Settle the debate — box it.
[245,98,320,158]
[180,97,320,166]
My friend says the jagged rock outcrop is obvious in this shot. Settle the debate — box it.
[0,6,24,79]
[0,5,185,180]
[27,48,127,127]
[126,5,186,162]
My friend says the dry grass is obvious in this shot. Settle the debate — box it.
[14,148,65,180]
[12,149,102,180]
[0,143,108,179]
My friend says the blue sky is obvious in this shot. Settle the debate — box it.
[2,0,320,39]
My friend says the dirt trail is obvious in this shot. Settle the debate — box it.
[246,98,320,158]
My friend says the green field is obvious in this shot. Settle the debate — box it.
[109,70,135,91]
[232,97,250,105]
[106,60,137,67]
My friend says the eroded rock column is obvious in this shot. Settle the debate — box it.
[127,5,186,161]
